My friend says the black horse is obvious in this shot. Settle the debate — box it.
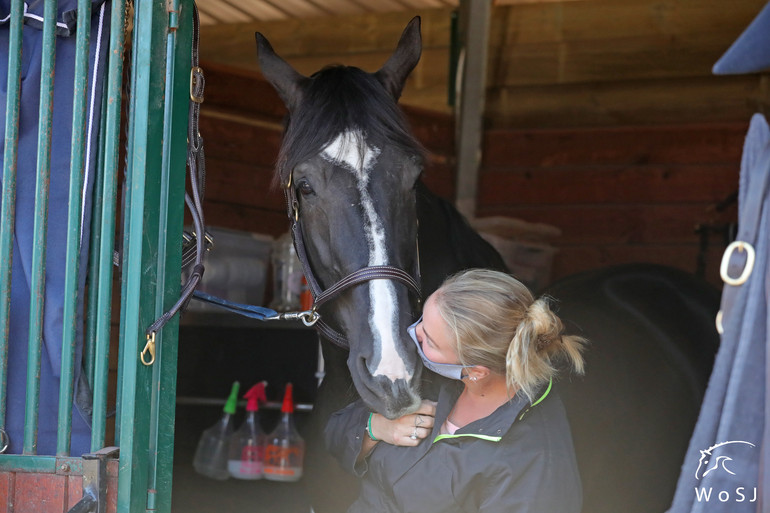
[255,17,720,513]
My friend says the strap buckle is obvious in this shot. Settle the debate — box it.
[190,66,204,103]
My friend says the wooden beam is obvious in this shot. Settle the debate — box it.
[455,0,491,218]
[494,0,585,4]
[485,74,767,128]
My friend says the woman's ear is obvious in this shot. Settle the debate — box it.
[466,365,491,382]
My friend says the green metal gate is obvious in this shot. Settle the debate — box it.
[1,0,194,511]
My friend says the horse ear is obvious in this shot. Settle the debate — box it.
[375,16,422,100]
[255,32,307,111]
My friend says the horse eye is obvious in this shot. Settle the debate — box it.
[297,179,314,196]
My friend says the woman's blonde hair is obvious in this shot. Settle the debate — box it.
[431,268,586,402]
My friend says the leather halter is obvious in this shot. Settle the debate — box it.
[284,170,422,349]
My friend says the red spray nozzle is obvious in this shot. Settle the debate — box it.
[244,381,267,412]
[281,383,295,413]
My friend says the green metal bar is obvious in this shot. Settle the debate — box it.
[91,0,129,452]
[0,454,58,473]
[24,0,59,455]
[145,16,178,511]
[146,4,191,511]
[117,0,186,509]
[58,0,93,457]
[84,90,110,391]
[114,2,138,449]
[0,454,87,474]
[0,0,24,432]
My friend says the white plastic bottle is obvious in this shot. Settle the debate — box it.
[193,382,240,480]
[228,382,267,479]
[263,383,305,482]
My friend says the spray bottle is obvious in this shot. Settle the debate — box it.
[264,383,305,482]
[228,381,268,479]
[192,381,240,480]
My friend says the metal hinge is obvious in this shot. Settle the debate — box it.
[65,446,120,513]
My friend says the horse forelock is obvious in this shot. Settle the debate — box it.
[275,65,423,186]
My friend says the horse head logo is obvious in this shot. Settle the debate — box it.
[695,441,755,480]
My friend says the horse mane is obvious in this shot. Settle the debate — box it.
[274,65,424,187]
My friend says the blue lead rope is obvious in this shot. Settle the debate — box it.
[192,290,279,319]
[192,290,320,326]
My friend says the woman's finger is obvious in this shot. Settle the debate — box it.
[415,414,434,429]
[416,400,437,416]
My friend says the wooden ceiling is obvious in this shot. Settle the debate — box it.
[193,0,585,24]
[197,0,770,128]
[195,0,458,24]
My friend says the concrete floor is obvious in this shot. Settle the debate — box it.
[171,404,313,513]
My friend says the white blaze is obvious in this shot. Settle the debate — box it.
[322,130,411,382]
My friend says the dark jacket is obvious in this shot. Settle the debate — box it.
[325,380,582,513]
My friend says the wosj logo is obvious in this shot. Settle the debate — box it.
[694,440,756,503]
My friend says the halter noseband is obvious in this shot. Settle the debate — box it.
[284,171,422,349]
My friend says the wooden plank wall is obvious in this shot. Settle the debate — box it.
[199,8,455,113]
[196,0,770,288]
[476,122,744,286]
[476,0,767,287]
[487,0,770,128]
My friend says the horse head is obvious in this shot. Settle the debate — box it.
[256,18,425,419]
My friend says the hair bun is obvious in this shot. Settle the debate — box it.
[535,334,550,351]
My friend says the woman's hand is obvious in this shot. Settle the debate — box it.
[370,400,437,447]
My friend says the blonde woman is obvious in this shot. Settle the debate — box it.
[325,268,586,513]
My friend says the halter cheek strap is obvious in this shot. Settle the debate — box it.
[284,170,422,349]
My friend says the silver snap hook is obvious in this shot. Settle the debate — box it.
[0,428,9,454]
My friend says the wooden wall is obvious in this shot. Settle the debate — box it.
[486,0,770,128]
[475,0,766,287]
[195,0,770,288]
[199,1,770,128]
[200,8,455,113]
[476,122,743,285]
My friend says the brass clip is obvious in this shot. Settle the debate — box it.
[141,333,156,366]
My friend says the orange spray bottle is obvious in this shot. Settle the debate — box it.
[263,383,305,481]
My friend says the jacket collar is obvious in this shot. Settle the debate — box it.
[432,378,553,442]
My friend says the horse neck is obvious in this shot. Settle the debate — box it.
[415,180,507,296]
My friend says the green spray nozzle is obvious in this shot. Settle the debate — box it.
[223,381,241,415]
[244,381,268,412]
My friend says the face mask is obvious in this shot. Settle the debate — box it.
[407,317,472,381]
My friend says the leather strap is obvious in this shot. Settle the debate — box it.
[284,171,422,349]
[145,4,206,343]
